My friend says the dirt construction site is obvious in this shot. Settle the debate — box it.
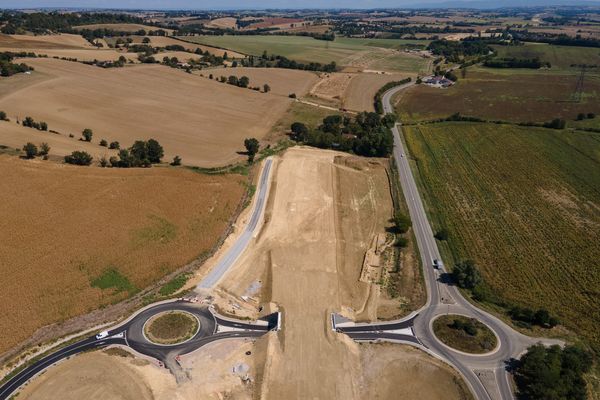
[13,147,472,399]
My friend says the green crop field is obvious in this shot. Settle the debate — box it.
[395,70,600,123]
[178,35,429,72]
[492,43,600,71]
[402,122,600,351]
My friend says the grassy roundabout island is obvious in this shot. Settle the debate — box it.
[144,311,200,345]
[433,315,498,354]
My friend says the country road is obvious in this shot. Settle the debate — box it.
[375,83,562,400]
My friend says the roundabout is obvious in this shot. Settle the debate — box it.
[143,310,200,346]
[432,314,498,355]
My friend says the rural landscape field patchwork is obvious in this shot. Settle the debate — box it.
[0,3,599,400]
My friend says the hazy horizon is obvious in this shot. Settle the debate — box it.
[2,0,600,10]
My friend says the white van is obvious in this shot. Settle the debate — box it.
[95,331,109,340]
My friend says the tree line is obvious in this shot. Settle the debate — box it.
[240,51,337,73]
[0,52,33,77]
[373,78,412,114]
[483,57,550,69]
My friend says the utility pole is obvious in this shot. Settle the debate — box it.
[572,65,586,103]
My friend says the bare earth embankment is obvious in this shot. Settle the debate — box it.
[0,155,245,355]
[0,58,293,167]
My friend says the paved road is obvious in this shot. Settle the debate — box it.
[337,83,561,400]
[198,158,273,289]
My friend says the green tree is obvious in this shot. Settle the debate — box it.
[146,139,164,163]
[393,213,412,234]
[64,151,93,166]
[171,155,182,166]
[142,37,150,44]
[452,260,482,289]
[434,228,449,241]
[39,121,48,131]
[228,75,239,86]
[0,111,6,121]
[82,128,93,142]
[23,116,34,127]
[99,139,108,147]
[109,141,120,149]
[238,76,250,88]
[39,142,50,156]
[290,122,308,141]
[263,83,271,93]
[22,142,38,159]
[244,138,260,163]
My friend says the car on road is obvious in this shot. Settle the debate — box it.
[433,259,444,269]
[95,331,109,340]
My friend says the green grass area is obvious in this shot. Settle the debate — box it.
[158,273,191,296]
[131,214,177,246]
[492,43,600,71]
[433,314,497,354]
[145,311,198,344]
[402,122,600,353]
[396,70,600,123]
[91,268,137,294]
[269,101,341,136]
[178,35,429,70]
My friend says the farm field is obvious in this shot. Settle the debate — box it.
[178,35,431,72]
[132,36,245,58]
[0,58,293,167]
[395,70,600,123]
[0,154,245,356]
[201,67,318,97]
[344,72,412,111]
[73,23,174,34]
[492,42,600,71]
[0,33,92,49]
[402,122,600,351]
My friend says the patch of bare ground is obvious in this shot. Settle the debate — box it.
[0,154,245,356]
[344,72,412,112]
[0,33,93,49]
[214,147,448,399]
[0,58,292,167]
[18,338,262,400]
[359,344,474,400]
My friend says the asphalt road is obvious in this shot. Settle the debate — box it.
[197,157,273,289]
[358,83,562,400]
[0,301,277,400]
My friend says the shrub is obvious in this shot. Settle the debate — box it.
[0,111,6,121]
[576,113,586,120]
[289,93,297,98]
[395,237,408,248]
[99,139,108,147]
[64,151,93,166]
[263,83,271,93]
[99,156,109,167]
[452,260,482,289]
[434,228,449,241]
[587,112,596,119]
[39,121,48,131]
[394,213,412,234]
[22,142,38,158]
[244,138,260,163]
[38,142,50,156]
[171,155,182,166]
[82,128,93,142]
[109,141,120,149]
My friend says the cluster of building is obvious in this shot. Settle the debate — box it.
[422,75,455,88]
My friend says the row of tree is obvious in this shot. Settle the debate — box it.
[483,57,550,69]
[22,116,48,131]
[0,52,33,77]
[239,51,337,73]
[427,39,492,63]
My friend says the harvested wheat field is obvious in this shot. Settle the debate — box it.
[204,67,318,97]
[144,36,245,58]
[0,33,92,49]
[0,155,245,355]
[4,48,136,62]
[0,58,292,167]
[0,122,117,161]
[206,17,238,29]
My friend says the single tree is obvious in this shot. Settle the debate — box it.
[452,260,482,289]
[393,213,412,234]
[238,76,250,88]
[22,142,38,159]
[263,83,271,93]
[39,121,48,131]
[0,111,7,121]
[434,228,449,241]
[228,75,239,86]
[171,155,182,166]
[109,141,120,149]
[142,37,151,44]
[99,156,109,167]
[147,139,164,163]
[82,128,93,142]
[39,142,50,156]
[244,138,260,163]
[99,139,108,147]
[290,122,308,141]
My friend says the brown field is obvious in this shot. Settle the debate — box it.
[282,24,332,34]
[73,23,174,34]
[206,17,237,29]
[141,36,245,58]
[309,72,354,106]
[203,67,318,97]
[345,72,411,111]
[395,70,600,123]
[3,48,137,62]
[0,122,117,161]
[0,58,293,167]
[0,154,245,355]
[359,344,473,400]
[246,17,304,30]
[0,33,92,49]
[154,50,203,62]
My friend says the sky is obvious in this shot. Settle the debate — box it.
[1,0,597,9]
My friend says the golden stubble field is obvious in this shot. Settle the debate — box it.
[0,155,245,355]
[0,58,301,167]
